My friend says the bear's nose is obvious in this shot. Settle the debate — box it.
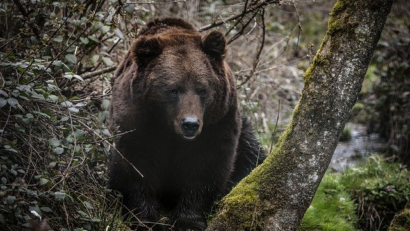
[181,117,199,137]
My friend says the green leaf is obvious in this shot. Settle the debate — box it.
[0,98,7,108]
[68,107,79,113]
[72,74,84,81]
[101,25,110,34]
[101,99,110,110]
[0,89,7,97]
[83,201,94,209]
[33,111,51,119]
[61,101,73,107]
[97,111,109,122]
[40,207,53,213]
[75,102,86,107]
[90,55,100,65]
[53,35,64,43]
[48,95,59,102]
[80,37,89,45]
[49,138,61,147]
[7,97,19,107]
[113,28,124,40]
[54,191,66,201]
[6,195,16,204]
[102,129,111,137]
[91,218,101,223]
[102,57,114,66]
[88,36,99,43]
[65,54,77,64]
[52,60,63,67]
[48,162,57,168]
[39,178,49,186]
[10,169,17,176]
[53,147,64,155]
[61,116,69,121]
[77,210,89,218]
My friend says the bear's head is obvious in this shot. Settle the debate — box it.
[130,18,234,141]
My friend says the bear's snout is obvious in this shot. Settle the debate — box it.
[181,117,200,140]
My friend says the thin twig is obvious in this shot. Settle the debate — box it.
[12,0,41,39]
[227,11,259,44]
[199,0,279,32]
[238,9,266,86]
[27,24,91,85]
[77,120,144,178]
[292,0,303,56]
[81,66,117,80]
[269,100,281,154]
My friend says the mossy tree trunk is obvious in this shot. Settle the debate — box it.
[206,0,393,230]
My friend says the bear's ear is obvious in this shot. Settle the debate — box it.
[132,36,162,65]
[202,31,226,59]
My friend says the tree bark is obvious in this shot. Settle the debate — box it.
[206,0,393,230]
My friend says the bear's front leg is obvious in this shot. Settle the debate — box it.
[168,186,220,231]
[168,157,232,231]
[109,163,162,230]
[121,184,163,230]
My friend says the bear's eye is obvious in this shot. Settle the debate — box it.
[171,89,178,96]
[199,89,207,97]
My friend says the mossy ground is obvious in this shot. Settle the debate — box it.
[300,155,410,231]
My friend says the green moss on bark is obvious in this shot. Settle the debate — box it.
[388,206,410,231]
[209,119,298,230]
[328,0,358,36]
[303,54,330,83]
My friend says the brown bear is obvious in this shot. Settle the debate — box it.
[109,18,265,231]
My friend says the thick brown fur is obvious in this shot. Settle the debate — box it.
[109,18,265,231]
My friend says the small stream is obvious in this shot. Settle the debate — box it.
[330,123,387,172]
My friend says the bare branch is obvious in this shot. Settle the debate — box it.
[238,9,266,86]
[81,66,117,80]
[199,0,279,32]
[12,0,41,39]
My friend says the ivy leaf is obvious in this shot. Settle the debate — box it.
[91,218,101,223]
[48,162,57,168]
[53,35,63,43]
[48,95,59,102]
[61,101,73,107]
[113,28,124,40]
[7,97,19,107]
[88,36,99,43]
[0,89,7,97]
[54,191,66,201]
[32,111,50,119]
[0,98,7,108]
[65,54,77,64]
[6,196,16,204]
[101,99,110,110]
[75,102,86,107]
[90,55,99,65]
[39,178,49,186]
[68,107,79,113]
[80,37,89,45]
[77,210,89,218]
[49,138,61,147]
[102,57,114,66]
[101,25,110,34]
[72,74,84,81]
[83,201,94,209]
[53,147,64,155]
[41,207,53,213]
